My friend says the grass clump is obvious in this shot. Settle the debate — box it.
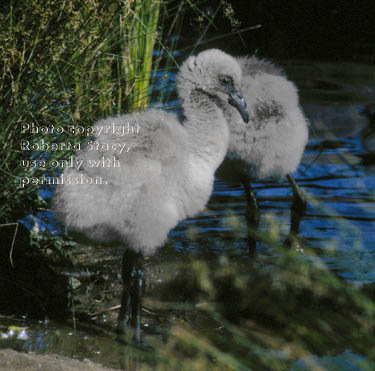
[147,247,375,370]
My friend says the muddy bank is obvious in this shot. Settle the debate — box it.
[0,348,117,371]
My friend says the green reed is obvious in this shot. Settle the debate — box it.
[123,0,161,112]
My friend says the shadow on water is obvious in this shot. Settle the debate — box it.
[1,60,374,369]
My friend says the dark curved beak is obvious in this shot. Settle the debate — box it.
[228,88,249,123]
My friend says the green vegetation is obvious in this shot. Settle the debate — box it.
[147,247,374,370]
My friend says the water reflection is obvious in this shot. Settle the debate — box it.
[361,105,375,154]
[286,61,374,282]
[0,319,145,369]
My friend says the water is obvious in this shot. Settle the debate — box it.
[274,60,374,282]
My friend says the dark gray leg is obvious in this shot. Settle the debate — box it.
[242,180,259,257]
[285,174,307,247]
[117,249,145,342]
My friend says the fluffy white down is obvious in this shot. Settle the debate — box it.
[54,110,216,254]
[53,49,246,255]
[218,56,308,181]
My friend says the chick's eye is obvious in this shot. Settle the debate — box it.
[220,76,232,86]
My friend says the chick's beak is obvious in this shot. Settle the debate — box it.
[228,88,249,123]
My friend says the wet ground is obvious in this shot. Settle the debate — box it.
[1,59,374,369]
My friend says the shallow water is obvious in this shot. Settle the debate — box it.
[169,59,375,283]
[1,59,374,369]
